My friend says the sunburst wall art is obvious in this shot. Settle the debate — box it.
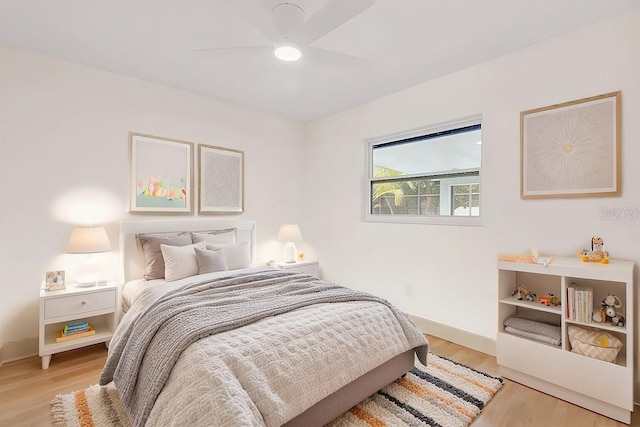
[520,91,620,198]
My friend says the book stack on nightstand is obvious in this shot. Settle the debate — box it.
[272,260,319,277]
[55,321,96,342]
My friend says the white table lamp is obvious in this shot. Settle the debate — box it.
[277,224,303,263]
[66,226,111,286]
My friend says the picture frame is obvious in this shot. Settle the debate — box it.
[45,270,66,291]
[198,144,244,213]
[521,91,621,199]
[129,133,193,213]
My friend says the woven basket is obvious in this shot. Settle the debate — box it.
[568,324,622,363]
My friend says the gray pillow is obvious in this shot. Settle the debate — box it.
[194,247,228,274]
[205,241,251,270]
[138,232,192,280]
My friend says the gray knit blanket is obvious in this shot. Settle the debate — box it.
[100,269,428,427]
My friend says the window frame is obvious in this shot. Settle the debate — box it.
[363,115,483,226]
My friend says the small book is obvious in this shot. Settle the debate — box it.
[64,322,88,329]
[56,325,96,342]
[66,321,88,328]
[63,322,89,335]
[62,326,90,336]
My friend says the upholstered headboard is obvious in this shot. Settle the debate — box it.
[119,219,257,283]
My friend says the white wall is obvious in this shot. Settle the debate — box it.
[304,10,640,395]
[0,45,305,359]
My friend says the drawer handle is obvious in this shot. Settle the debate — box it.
[81,301,86,305]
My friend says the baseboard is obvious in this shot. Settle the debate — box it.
[0,337,38,364]
[407,314,496,357]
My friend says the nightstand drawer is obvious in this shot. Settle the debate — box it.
[44,289,116,319]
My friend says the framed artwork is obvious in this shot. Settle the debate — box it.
[198,144,244,213]
[129,133,193,213]
[521,91,621,199]
[45,270,66,291]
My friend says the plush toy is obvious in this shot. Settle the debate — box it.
[611,314,625,327]
[601,294,624,327]
[579,235,609,263]
[593,307,607,323]
[512,285,536,302]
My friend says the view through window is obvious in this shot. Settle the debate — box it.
[366,117,482,224]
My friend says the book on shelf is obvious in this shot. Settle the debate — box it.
[65,321,88,328]
[63,321,89,335]
[56,325,95,342]
[567,283,593,323]
[568,283,576,320]
[63,326,90,336]
[66,321,88,328]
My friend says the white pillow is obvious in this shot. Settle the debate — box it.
[161,241,206,281]
[191,229,236,245]
[206,241,251,270]
[194,247,228,274]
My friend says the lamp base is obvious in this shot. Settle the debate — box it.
[74,255,101,287]
[283,242,298,263]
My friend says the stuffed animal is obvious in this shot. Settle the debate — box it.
[611,314,625,327]
[593,307,607,323]
[601,294,624,327]
[579,235,609,263]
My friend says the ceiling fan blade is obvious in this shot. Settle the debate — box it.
[234,0,282,42]
[192,44,272,53]
[303,46,368,69]
[298,0,374,45]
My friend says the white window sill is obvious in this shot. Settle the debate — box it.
[362,214,482,227]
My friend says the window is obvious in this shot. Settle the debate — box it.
[452,183,479,216]
[364,116,482,225]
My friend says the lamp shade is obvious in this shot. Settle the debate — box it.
[66,226,111,254]
[277,224,303,243]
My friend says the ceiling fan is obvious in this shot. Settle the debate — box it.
[194,0,374,65]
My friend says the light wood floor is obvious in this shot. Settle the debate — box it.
[0,335,637,426]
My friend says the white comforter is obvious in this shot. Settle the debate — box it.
[106,268,428,426]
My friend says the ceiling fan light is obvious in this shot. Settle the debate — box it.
[274,45,302,61]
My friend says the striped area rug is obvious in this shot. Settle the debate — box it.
[50,353,502,427]
[327,353,503,427]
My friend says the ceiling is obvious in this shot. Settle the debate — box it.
[1,0,638,123]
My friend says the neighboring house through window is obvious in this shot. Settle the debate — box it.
[364,115,482,226]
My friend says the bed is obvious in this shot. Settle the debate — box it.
[100,219,428,427]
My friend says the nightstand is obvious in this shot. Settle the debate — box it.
[38,283,118,369]
[273,260,319,277]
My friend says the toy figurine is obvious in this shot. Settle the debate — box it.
[537,293,560,306]
[512,285,536,302]
[579,235,609,263]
